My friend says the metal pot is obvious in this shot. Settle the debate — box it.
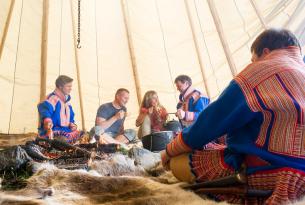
[164,120,182,133]
[142,131,174,152]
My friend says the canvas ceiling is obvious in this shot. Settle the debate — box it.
[0,0,304,134]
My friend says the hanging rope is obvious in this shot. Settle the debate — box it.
[58,0,63,75]
[154,0,177,103]
[77,0,81,49]
[8,0,24,134]
[94,0,101,105]
[193,0,220,97]
[233,0,251,50]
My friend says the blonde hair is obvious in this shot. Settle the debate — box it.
[140,90,162,109]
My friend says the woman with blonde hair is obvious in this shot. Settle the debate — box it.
[136,90,168,138]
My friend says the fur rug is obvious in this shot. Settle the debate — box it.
[1,161,305,205]
[0,162,228,205]
[1,148,305,205]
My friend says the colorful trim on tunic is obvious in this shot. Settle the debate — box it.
[46,89,71,127]
[177,87,209,127]
[39,128,83,144]
[235,47,305,159]
[166,133,192,157]
[190,149,305,205]
[53,130,83,144]
[166,133,225,157]
[38,89,79,143]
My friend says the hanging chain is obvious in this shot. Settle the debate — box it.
[77,0,81,49]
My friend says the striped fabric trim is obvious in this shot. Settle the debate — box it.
[166,132,192,157]
[190,149,234,182]
[184,111,195,122]
[54,88,66,102]
[248,167,305,205]
[45,90,71,127]
[59,101,70,127]
[46,94,60,110]
[53,130,82,144]
[190,149,240,204]
[235,47,305,158]
[189,149,305,204]
[277,72,305,124]
[180,89,202,112]
[182,100,189,113]
[191,91,201,103]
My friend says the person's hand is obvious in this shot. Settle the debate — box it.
[140,107,148,114]
[46,129,54,140]
[176,109,186,120]
[43,120,53,130]
[115,110,125,120]
[98,135,108,144]
[161,150,171,170]
[70,123,77,131]
[148,107,154,114]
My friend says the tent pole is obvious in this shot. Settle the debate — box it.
[70,0,86,131]
[40,0,49,102]
[0,0,15,62]
[207,0,237,77]
[184,0,210,98]
[284,0,305,29]
[249,0,267,29]
[120,0,142,106]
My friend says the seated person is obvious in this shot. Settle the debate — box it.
[37,75,83,144]
[161,29,305,204]
[90,88,136,144]
[136,90,168,138]
[174,75,210,128]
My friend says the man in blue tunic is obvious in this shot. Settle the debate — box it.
[37,75,82,144]
[162,29,305,204]
[175,75,210,128]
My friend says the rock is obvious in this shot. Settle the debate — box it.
[128,147,161,171]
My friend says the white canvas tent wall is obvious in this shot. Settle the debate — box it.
[0,0,304,134]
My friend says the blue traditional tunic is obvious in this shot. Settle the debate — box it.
[38,89,81,143]
[166,47,305,204]
[177,87,210,127]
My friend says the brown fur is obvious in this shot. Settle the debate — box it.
[0,133,36,149]
[1,165,228,205]
[1,134,304,205]
[1,161,305,204]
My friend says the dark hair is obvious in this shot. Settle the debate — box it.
[55,75,73,88]
[251,28,301,57]
[174,75,192,85]
[115,88,129,96]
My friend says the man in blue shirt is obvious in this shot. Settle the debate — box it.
[90,88,135,144]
